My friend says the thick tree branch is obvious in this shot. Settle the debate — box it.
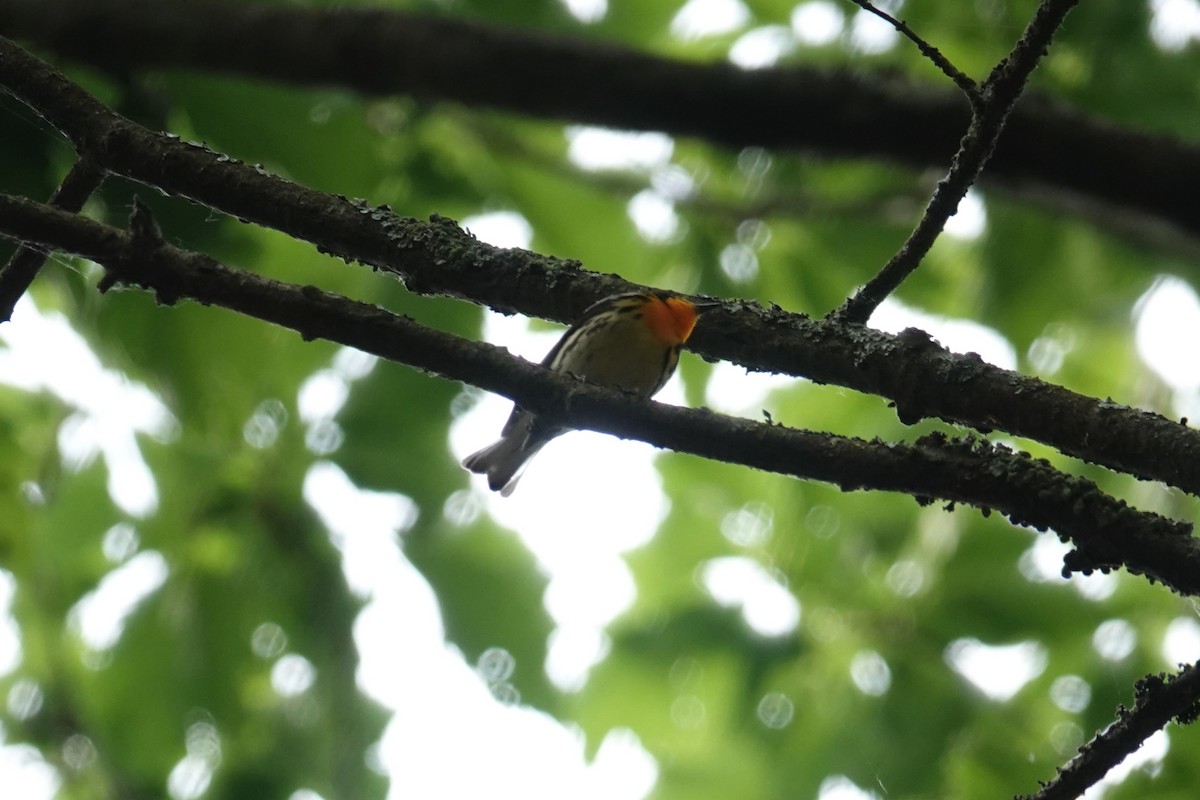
[1019,662,1200,800]
[0,156,104,321]
[2,35,1200,499]
[1,0,1198,245]
[836,0,1080,323]
[3,191,1199,596]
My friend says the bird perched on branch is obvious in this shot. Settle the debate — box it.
[463,291,714,496]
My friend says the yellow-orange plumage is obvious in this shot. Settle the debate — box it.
[462,291,711,495]
[642,296,699,346]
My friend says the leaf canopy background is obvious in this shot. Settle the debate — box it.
[2,1,1200,799]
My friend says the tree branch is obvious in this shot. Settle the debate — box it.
[845,0,979,102]
[3,34,1200,500]
[3,191,1199,596]
[0,156,104,321]
[835,0,1081,323]
[1019,661,1200,800]
[2,0,1197,247]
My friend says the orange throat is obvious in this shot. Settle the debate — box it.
[644,297,698,345]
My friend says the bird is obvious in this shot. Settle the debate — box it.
[462,290,713,496]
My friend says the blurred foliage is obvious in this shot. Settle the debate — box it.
[2,1,1200,799]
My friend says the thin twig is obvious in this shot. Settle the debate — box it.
[0,157,105,321]
[833,0,1081,324]
[845,0,979,103]
[1019,662,1200,800]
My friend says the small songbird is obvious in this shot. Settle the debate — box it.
[463,290,711,496]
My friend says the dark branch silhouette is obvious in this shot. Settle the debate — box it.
[3,191,1199,599]
[1019,661,1200,800]
[1,0,1198,247]
[2,35,1199,499]
[835,0,1081,323]
[0,156,104,320]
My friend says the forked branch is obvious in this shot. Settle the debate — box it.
[834,0,1082,323]
[0,156,104,321]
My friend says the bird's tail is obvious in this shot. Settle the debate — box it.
[462,430,546,496]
